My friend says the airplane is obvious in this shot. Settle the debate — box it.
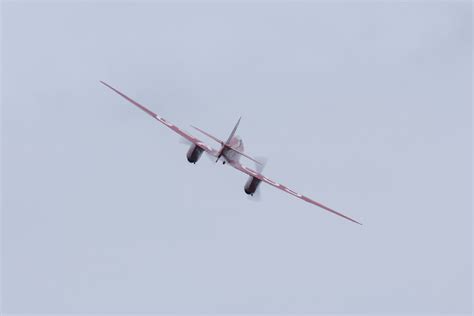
[100,81,362,225]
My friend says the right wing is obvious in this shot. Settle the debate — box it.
[229,160,362,225]
[100,81,219,157]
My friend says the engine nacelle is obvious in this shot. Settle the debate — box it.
[244,176,261,195]
[186,144,204,163]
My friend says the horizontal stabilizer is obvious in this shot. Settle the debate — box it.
[191,125,224,145]
[229,147,264,165]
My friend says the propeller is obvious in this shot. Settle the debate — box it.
[179,138,216,163]
[178,138,191,145]
[205,152,217,163]
[247,156,268,202]
[255,156,268,173]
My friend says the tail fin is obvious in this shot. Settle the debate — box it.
[192,117,263,165]
[225,117,241,145]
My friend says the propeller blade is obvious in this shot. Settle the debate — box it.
[255,156,268,173]
[205,152,217,162]
[179,138,191,145]
[246,156,268,202]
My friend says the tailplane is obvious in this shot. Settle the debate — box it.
[191,117,262,165]
[190,125,224,145]
[228,146,263,165]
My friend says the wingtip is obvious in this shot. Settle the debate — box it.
[352,219,363,225]
[99,81,116,92]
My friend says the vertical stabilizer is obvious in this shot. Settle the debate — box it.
[225,117,241,145]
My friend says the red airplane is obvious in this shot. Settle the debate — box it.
[101,81,361,225]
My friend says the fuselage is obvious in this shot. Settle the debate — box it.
[221,135,244,163]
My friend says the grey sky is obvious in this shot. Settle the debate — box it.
[1,1,472,314]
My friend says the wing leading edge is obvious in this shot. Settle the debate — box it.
[100,81,219,157]
[229,161,362,225]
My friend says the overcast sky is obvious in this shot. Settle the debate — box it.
[2,1,472,314]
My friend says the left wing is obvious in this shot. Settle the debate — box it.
[229,161,362,225]
[100,81,219,157]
